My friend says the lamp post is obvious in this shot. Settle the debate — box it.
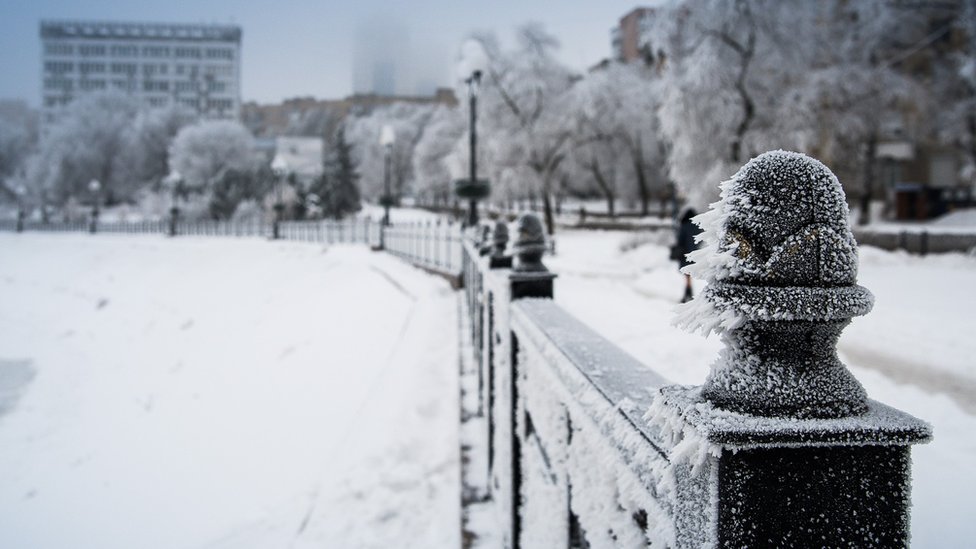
[466,69,482,226]
[454,66,490,227]
[270,155,288,239]
[88,179,101,234]
[14,184,26,233]
[163,170,182,237]
[380,124,395,227]
[306,192,321,220]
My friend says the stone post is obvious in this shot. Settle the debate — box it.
[509,213,555,299]
[489,220,512,269]
[660,151,930,546]
[478,224,493,256]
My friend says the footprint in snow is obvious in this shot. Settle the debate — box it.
[181,319,194,330]
[96,298,109,309]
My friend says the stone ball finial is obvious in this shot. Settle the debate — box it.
[492,220,509,257]
[678,150,874,419]
[513,213,547,272]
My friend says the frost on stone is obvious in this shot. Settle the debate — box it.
[674,150,879,419]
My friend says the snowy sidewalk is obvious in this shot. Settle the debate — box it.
[0,234,460,549]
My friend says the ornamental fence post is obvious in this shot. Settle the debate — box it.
[661,150,931,546]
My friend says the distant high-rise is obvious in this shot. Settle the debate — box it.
[39,20,242,123]
[352,16,445,97]
[611,7,655,62]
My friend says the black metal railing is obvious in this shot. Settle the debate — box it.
[456,152,932,548]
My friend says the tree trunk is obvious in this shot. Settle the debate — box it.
[542,189,555,236]
[589,163,616,218]
[633,156,650,216]
[859,133,878,226]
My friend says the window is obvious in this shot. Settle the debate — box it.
[44,43,74,55]
[175,47,201,59]
[175,81,197,92]
[111,63,137,75]
[205,48,234,60]
[79,79,107,91]
[80,62,106,74]
[44,78,73,91]
[142,80,169,92]
[44,61,74,74]
[78,45,106,57]
[111,45,138,57]
[142,46,170,57]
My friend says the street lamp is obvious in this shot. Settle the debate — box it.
[163,170,182,237]
[306,192,321,220]
[14,184,26,233]
[88,179,101,234]
[380,124,395,227]
[454,65,490,227]
[270,155,288,239]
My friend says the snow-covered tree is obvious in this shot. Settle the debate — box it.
[0,101,38,200]
[467,24,577,233]
[116,105,196,191]
[27,93,142,205]
[346,103,436,202]
[412,105,466,206]
[568,62,667,216]
[168,120,255,192]
[649,0,825,210]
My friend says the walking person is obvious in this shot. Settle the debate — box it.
[671,207,702,303]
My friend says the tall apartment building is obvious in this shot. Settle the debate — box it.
[40,20,242,123]
[611,7,655,62]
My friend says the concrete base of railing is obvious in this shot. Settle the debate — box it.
[653,386,930,546]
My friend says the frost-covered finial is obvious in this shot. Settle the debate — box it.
[492,220,509,258]
[478,223,493,256]
[512,213,547,273]
[679,150,874,418]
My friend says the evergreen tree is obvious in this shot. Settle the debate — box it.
[314,127,361,219]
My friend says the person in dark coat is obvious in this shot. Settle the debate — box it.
[674,207,702,302]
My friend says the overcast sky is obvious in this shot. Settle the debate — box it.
[0,0,650,106]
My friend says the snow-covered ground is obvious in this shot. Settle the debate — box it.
[0,234,460,549]
[547,229,976,548]
[2,227,972,548]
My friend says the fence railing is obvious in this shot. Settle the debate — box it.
[382,220,464,277]
[1,217,381,244]
[457,152,931,548]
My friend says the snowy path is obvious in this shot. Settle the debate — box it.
[0,234,459,549]
[547,230,976,549]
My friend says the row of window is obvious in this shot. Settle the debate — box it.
[44,61,235,77]
[44,42,236,60]
[44,95,237,112]
[175,47,235,59]
[44,78,231,94]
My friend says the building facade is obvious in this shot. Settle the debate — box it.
[611,7,655,63]
[40,20,242,123]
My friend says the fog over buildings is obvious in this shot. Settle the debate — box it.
[352,16,450,97]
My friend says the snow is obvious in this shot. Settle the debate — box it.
[933,208,976,228]
[547,228,976,548]
[0,233,459,549]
